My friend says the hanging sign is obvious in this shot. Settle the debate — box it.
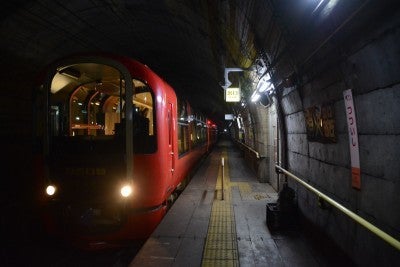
[225,87,240,102]
[343,89,361,189]
[225,114,234,120]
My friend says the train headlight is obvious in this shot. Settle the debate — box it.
[46,185,56,196]
[120,184,133,198]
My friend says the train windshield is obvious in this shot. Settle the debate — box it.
[45,63,156,154]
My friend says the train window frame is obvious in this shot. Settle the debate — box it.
[44,62,157,154]
[177,99,190,156]
[130,81,157,154]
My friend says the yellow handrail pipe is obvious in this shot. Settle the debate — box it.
[275,165,400,251]
[236,140,260,158]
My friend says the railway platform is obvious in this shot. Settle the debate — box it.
[130,138,353,266]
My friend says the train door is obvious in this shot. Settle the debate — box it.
[167,102,175,180]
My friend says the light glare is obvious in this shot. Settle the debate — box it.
[46,185,56,196]
[121,185,132,198]
[257,75,274,93]
[251,93,261,102]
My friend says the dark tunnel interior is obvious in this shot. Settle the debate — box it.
[1,1,400,265]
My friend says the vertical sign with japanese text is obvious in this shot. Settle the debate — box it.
[343,89,361,189]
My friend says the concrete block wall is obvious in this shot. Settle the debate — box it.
[281,19,400,265]
[249,103,281,189]
[251,103,270,157]
[244,104,271,184]
[237,102,280,188]
[267,104,279,190]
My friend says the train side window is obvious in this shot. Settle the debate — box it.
[189,112,206,148]
[177,99,189,155]
[168,105,172,145]
[132,88,154,137]
[130,80,156,153]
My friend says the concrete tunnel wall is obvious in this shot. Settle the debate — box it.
[249,102,280,191]
[235,15,400,266]
[232,101,280,191]
[1,3,399,264]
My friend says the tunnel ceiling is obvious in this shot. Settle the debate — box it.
[0,0,391,126]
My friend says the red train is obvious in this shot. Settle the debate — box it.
[33,53,217,249]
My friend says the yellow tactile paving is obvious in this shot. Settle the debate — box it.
[230,182,252,195]
[202,151,240,267]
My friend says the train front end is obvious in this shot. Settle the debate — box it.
[34,56,165,249]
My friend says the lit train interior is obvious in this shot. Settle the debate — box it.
[38,63,156,153]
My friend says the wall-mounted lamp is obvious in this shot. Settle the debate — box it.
[255,58,267,76]
[236,115,243,129]
[257,74,273,93]
[250,73,275,103]
[251,91,261,102]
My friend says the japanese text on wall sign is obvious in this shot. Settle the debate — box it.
[304,103,336,143]
[343,89,361,189]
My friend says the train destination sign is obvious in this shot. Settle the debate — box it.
[225,87,240,102]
